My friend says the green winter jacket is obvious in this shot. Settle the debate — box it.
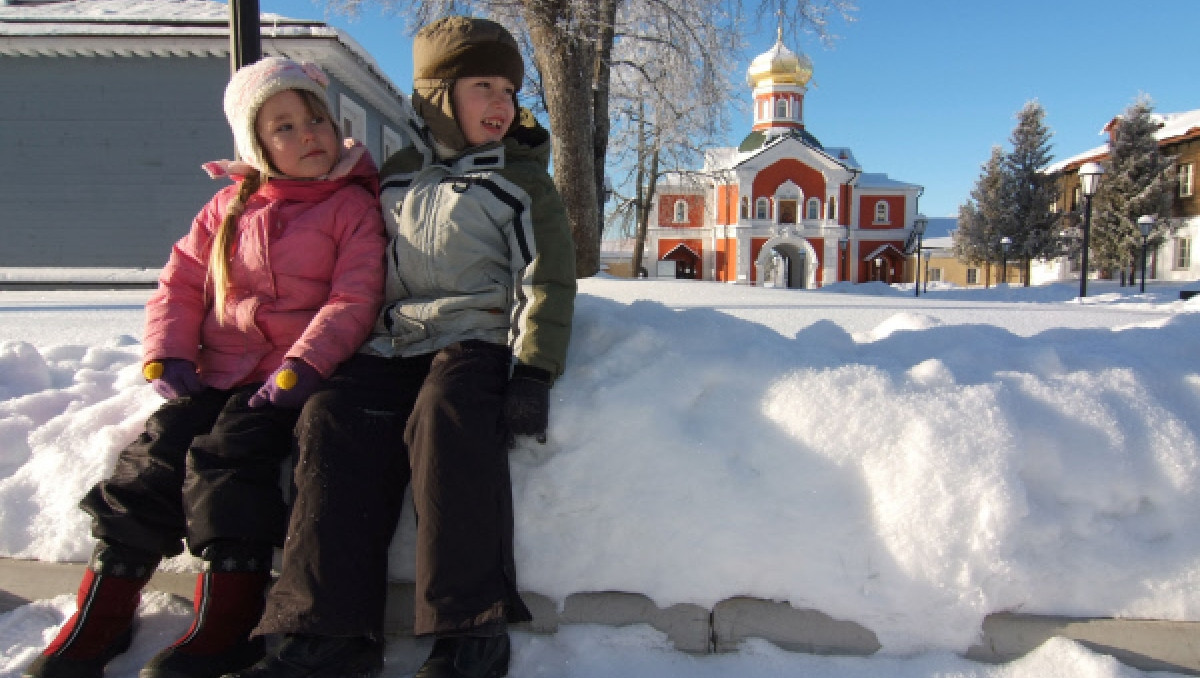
[364,113,576,381]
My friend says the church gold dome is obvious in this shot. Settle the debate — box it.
[746,31,813,87]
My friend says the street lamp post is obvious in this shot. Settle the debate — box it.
[912,214,928,297]
[999,236,1012,285]
[839,227,849,283]
[1077,162,1105,298]
[1137,215,1156,294]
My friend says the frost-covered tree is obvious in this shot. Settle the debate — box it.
[1089,97,1175,277]
[954,146,1012,287]
[324,0,854,277]
[1003,100,1059,286]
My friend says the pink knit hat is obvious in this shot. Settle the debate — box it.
[223,56,331,176]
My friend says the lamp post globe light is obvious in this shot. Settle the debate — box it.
[999,236,1012,285]
[1077,161,1104,298]
[913,214,928,297]
[1138,214,1156,294]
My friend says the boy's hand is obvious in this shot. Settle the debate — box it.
[504,364,552,444]
[248,359,322,409]
[143,359,204,400]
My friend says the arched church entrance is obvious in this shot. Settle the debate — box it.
[661,243,700,280]
[756,237,814,289]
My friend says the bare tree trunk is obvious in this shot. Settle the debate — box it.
[591,0,618,240]
[522,3,601,278]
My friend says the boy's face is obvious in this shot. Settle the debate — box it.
[451,76,516,147]
[256,89,339,179]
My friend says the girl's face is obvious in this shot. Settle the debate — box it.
[255,89,339,178]
[451,76,516,147]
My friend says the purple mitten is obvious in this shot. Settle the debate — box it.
[248,359,322,409]
[143,359,204,400]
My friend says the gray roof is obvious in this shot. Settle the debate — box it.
[0,0,409,123]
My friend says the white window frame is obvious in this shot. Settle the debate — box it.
[673,199,688,223]
[806,197,821,220]
[755,197,770,220]
[775,98,788,118]
[1180,163,1194,198]
[826,196,837,221]
[873,200,890,224]
[382,125,406,163]
[339,94,367,147]
[1175,237,1192,269]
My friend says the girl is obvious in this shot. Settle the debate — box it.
[22,57,386,678]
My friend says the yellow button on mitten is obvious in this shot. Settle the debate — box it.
[275,368,299,390]
[143,361,164,381]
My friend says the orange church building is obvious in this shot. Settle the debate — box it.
[648,31,924,287]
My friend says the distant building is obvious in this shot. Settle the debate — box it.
[0,0,412,267]
[1047,108,1200,285]
[646,29,924,287]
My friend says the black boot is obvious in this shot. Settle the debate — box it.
[23,543,159,678]
[221,635,383,678]
[414,633,510,678]
[140,542,273,678]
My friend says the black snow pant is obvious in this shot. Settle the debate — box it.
[81,385,299,559]
[254,342,532,640]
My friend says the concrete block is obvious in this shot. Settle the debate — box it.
[712,596,881,656]
[560,591,712,653]
[967,612,1200,676]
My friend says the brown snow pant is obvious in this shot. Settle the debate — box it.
[254,343,532,640]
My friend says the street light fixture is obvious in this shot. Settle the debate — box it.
[1137,215,1156,293]
[874,257,883,282]
[999,236,1012,285]
[912,214,928,297]
[1077,161,1104,298]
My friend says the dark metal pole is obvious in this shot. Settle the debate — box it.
[229,0,261,74]
[1080,194,1093,298]
[914,232,922,297]
[1140,234,1149,293]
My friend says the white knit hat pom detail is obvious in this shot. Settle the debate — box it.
[223,56,331,176]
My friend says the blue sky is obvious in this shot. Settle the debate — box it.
[256,0,1200,218]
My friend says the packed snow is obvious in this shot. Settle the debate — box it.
[2,275,1199,677]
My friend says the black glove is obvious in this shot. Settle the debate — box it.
[504,364,553,444]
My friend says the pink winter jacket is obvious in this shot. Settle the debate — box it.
[142,150,386,390]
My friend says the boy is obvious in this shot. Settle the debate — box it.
[230,16,576,678]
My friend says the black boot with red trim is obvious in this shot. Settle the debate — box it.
[138,541,272,678]
[22,542,159,678]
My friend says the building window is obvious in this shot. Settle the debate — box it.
[1176,237,1192,269]
[873,201,890,224]
[826,196,837,221]
[673,199,688,223]
[382,126,405,163]
[338,94,367,147]
[775,98,788,118]
[929,268,943,282]
[806,198,821,220]
[1071,186,1081,212]
[755,197,770,220]
[740,197,750,219]
[966,268,979,285]
[1180,163,1194,198]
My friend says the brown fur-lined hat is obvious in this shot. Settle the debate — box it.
[412,16,524,153]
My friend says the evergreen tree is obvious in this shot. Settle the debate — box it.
[953,146,1012,286]
[1003,100,1059,286]
[1089,97,1175,277]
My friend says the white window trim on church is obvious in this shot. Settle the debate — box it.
[673,199,688,223]
[874,200,890,224]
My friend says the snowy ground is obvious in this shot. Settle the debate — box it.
[2,276,1199,677]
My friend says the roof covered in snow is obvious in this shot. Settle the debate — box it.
[0,0,408,122]
[1046,107,1200,174]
